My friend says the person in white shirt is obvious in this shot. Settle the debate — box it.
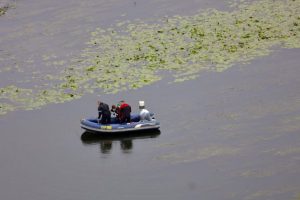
[139,101,152,121]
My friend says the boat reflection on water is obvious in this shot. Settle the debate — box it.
[80,130,161,154]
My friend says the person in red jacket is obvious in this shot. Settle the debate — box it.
[119,100,131,123]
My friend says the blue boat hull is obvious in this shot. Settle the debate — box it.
[80,114,160,134]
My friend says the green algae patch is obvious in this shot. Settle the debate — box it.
[265,114,300,138]
[296,193,300,200]
[0,102,15,115]
[274,146,300,156]
[0,2,16,16]
[1,0,300,115]
[0,7,8,16]
[243,187,299,200]
[156,145,239,163]
[240,169,276,178]
[239,161,299,178]
[54,0,300,88]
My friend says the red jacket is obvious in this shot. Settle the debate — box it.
[119,103,131,118]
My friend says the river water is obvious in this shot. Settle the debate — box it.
[1,0,300,200]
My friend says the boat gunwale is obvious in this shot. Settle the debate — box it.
[80,123,160,133]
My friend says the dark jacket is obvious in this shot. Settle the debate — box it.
[98,102,111,119]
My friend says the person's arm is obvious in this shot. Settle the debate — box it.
[146,111,152,121]
[98,105,103,119]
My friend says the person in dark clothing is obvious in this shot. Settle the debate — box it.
[119,100,131,123]
[97,101,111,124]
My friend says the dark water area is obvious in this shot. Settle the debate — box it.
[1,48,300,200]
[1,0,300,200]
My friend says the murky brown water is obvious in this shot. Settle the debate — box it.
[1,0,300,200]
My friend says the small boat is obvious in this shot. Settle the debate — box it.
[80,113,160,134]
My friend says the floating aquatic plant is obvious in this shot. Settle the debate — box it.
[156,145,240,163]
[0,102,15,115]
[297,193,300,200]
[0,7,8,16]
[0,2,16,16]
[0,0,299,115]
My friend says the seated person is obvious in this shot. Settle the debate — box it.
[138,101,152,121]
[111,104,118,117]
[119,100,131,123]
[111,104,121,122]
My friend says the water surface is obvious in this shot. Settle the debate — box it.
[1,0,300,200]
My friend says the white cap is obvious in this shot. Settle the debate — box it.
[139,101,145,107]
